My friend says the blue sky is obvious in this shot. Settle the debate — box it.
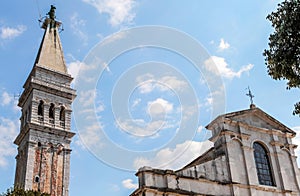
[0,0,300,195]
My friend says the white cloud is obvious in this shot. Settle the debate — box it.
[204,56,254,79]
[159,76,188,92]
[197,125,204,133]
[136,74,188,94]
[206,95,213,106]
[67,60,82,80]
[0,25,26,40]
[67,60,104,83]
[181,104,199,121]
[70,13,88,44]
[79,89,96,107]
[138,82,154,94]
[117,98,177,137]
[218,38,230,50]
[76,123,104,150]
[122,179,138,189]
[133,140,213,170]
[1,91,13,106]
[147,98,173,116]
[0,118,18,167]
[116,118,167,137]
[82,0,136,27]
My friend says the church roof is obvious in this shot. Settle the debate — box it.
[206,105,296,135]
[34,18,67,74]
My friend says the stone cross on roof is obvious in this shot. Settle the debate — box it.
[246,86,255,106]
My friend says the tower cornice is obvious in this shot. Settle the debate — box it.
[14,122,75,146]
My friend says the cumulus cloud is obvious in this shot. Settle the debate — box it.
[82,0,136,27]
[147,98,173,117]
[76,122,104,150]
[204,56,253,79]
[67,60,82,80]
[180,104,199,121]
[218,38,230,50]
[116,98,177,137]
[122,179,138,189]
[70,13,88,44]
[136,74,188,94]
[0,25,26,40]
[67,60,101,84]
[116,118,167,137]
[79,89,96,107]
[0,118,18,167]
[133,140,213,170]
[1,91,13,106]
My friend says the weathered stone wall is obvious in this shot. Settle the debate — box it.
[132,167,231,196]
[176,155,229,183]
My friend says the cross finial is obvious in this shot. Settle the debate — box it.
[246,86,255,106]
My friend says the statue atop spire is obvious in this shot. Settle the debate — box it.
[41,5,61,29]
[47,5,56,20]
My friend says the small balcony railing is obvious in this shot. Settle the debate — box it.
[38,115,44,124]
[60,121,65,128]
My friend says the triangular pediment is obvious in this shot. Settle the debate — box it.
[206,106,295,135]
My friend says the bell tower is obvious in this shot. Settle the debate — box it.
[14,6,76,196]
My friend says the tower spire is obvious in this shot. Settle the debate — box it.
[35,5,67,74]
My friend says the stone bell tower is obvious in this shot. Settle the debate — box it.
[14,6,76,196]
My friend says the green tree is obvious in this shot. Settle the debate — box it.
[0,187,50,196]
[263,0,300,115]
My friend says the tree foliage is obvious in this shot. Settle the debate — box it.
[263,0,300,115]
[0,187,50,196]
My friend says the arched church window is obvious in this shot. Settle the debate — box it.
[49,103,55,119]
[59,106,65,121]
[38,100,44,116]
[253,142,275,186]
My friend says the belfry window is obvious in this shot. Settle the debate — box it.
[38,100,44,116]
[253,142,275,186]
[59,106,65,121]
[49,103,55,119]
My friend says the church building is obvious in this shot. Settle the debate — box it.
[131,104,300,196]
[13,6,76,196]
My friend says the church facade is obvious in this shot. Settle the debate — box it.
[131,105,300,196]
[13,6,76,196]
